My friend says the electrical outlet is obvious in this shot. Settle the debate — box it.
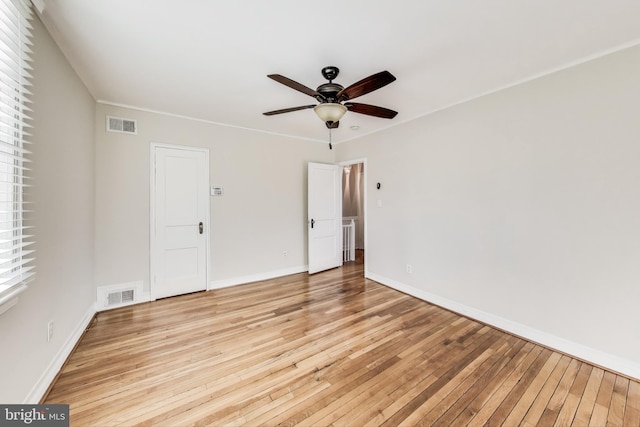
[47,321,53,342]
[406,264,412,274]
[283,250,288,257]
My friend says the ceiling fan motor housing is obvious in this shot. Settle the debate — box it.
[316,83,343,103]
[317,66,343,102]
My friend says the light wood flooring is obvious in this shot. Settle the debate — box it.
[45,254,640,426]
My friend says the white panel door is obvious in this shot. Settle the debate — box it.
[152,145,209,299]
[308,162,342,274]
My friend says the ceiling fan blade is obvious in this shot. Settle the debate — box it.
[263,105,316,116]
[337,71,396,101]
[325,121,339,129]
[267,74,324,100]
[345,102,398,119]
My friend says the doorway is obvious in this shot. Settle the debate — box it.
[340,159,366,271]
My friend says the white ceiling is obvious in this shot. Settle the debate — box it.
[37,0,640,144]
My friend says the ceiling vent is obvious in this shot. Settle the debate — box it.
[106,115,137,134]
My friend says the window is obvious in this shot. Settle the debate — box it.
[0,0,33,315]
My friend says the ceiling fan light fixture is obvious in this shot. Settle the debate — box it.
[314,103,347,123]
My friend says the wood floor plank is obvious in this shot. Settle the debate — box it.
[413,335,513,426]
[485,347,554,426]
[461,341,538,423]
[500,350,563,426]
[555,362,593,427]
[538,357,582,426]
[607,375,630,427]
[573,367,605,426]
[464,344,545,426]
[520,354,572,427]
[336,353,443,426]
[366,367,439,425]
[429,334,525,426]
[623,380,640,427]
[42,255,640,426]
[380,329,503,426]
[590,371,616,426]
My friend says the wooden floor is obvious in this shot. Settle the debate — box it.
[45,253,640,426]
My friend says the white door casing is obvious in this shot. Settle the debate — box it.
[151,144,209,299]
[308,162,342,274]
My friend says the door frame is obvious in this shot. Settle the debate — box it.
[149,142,211,300]
[338,157,367,275]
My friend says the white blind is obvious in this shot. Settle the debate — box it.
[0,0,33,302]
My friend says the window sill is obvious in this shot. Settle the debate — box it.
[0,283,28,316]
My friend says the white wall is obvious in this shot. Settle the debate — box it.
[94,104,334,293]
[336,45,640,377]
[0,16,96,402]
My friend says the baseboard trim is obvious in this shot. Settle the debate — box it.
[210,265,308,290]
[366,272,640,381]
[24,304,96,403]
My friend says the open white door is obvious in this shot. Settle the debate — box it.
[151,144,209,299]
[308,162,342,274]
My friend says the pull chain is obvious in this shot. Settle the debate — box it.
[329,127,333,150]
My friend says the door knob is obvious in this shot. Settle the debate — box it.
[199,222,204,234]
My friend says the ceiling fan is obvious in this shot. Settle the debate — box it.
[263,66,398,130]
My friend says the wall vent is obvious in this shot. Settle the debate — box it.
[107,289,134,306]
[97,281,143,310]
[106,115,137,134]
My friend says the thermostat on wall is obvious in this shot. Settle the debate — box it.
[211,186,223,196]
